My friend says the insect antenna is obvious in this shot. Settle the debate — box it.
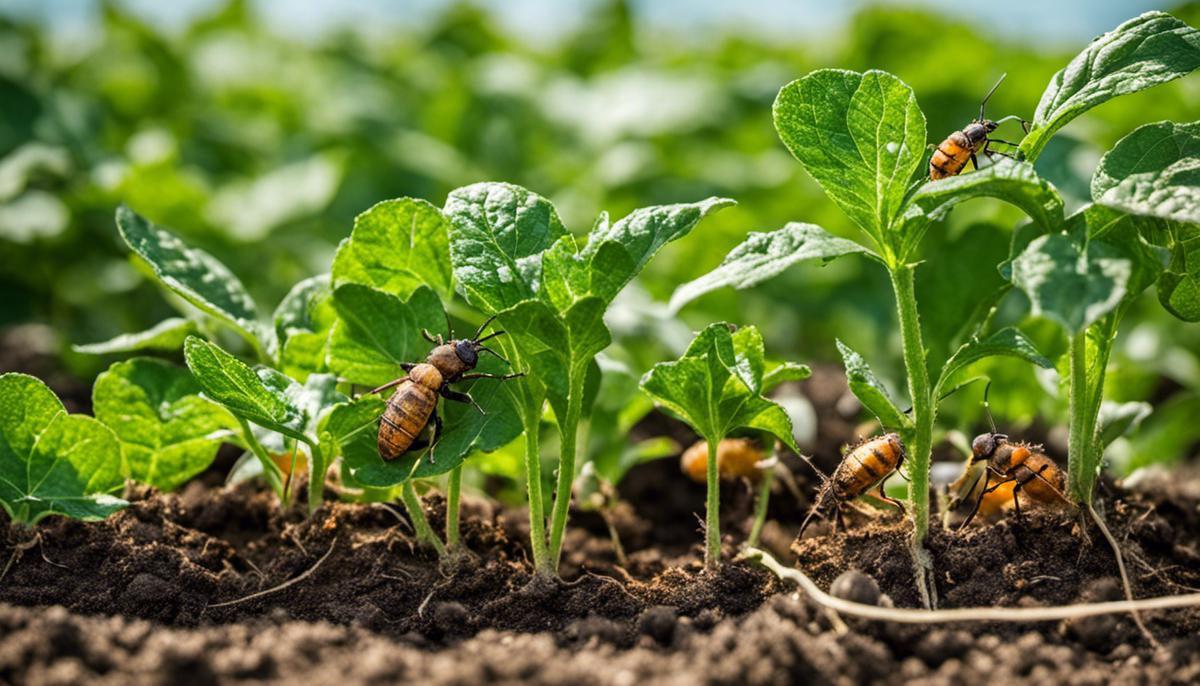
[979,72,1007,120]
[982,380,997,434]
[476,345,511,365]
[472,313,500,340]
[475,329,506,344]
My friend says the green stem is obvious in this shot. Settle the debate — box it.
[401,481,446,556]
[237,418,286,503]
[1067,333,1090,503]
[304,438,326,515]
[446,465,463,548]
[889,265,936,609]
[518,382,552,574]
[747,468,775,549]
[547,366,586,569]
[704,436,721,570]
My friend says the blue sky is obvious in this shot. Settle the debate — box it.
[3,0,1173,46]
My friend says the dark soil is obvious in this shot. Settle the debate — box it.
[3,366,1200,684]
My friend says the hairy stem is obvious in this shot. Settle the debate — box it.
[705,437,721,570]
[1067,333,1092,504]
[400,481,446,556]
[237,418,286,503]
[548,365,586,570]
[446,465,462,548]
[889,264,936,609]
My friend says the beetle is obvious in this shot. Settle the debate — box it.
[367,314,521,463]
[929,73,1028,180]
[955,385,1072,529]
[798,433,908,536]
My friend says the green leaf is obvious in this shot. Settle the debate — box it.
[582,197,734,303]
[93,358,236,491]
[668,222,873,312]
[445,182,567,314]
[909,157,1065,231]
[330,198,455,300]
[1092,121,1200,225]
[273,274,335,381]
[1010,233,1132,333]
[73,317,198,355]
[935,328,1053,396]
[836,339,912,433]
[774,69,926,241]
[498,297,611,399]
[116,205,269,354]
[1022,12,1200,160]
[640,323,798,453]
[1158,223,1200,321]
[763,361,813,392]
[182,336,306,440]
[0,373,128,524]
[327,284,446,387]
[1096,400,1152,449]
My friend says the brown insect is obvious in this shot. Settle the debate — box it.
[367,314,521,462]
[956,386,1071,529]
[799,433,908,536]
[680,438,766,484]
[929,74,1028,180]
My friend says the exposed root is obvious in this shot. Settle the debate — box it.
[742,547,1200,624]
[910,537,938,610]
[1086,502,1159,648]
[208,542,336,609]
[0,532,40,582]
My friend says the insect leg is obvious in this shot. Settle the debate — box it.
[421,328,443,345]
[876,478,906,516]
[1011,481,1024,523]
[426,409,443,464]
[368,377,407,395]
[441,388,486,415]
[970,152,980,171]
[457,372,524,382]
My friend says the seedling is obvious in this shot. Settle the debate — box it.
[444,181,733,575]
[640,323,802,569]
[680,436,780,550]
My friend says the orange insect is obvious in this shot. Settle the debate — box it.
[680,438,766,483]
[368,315,521,462]
[799,433,907,535]
[929,74,1028,180]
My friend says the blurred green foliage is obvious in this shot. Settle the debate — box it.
[1,0,1198,465]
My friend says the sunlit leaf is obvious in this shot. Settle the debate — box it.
[73,317,197,355]
[331,198,454,300]
[1092,121,1200,225]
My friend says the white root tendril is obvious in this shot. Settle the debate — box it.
[1086,502,1159,648]
[208,542,335,609]
[741,547,1200,625]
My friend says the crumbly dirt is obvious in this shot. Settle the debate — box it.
[4,362,1200,684]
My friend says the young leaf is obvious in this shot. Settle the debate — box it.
[445,182,567,314]
[274,274,335,381]
[582,197,734,303]
[0,373,128,524]
[498,297,611,399]
[1096,400,1152,449]
[116,206,270,354]
[909,157,1065,231]
[1092,121,1200,225]
[640,323,798,453]
[763,361,813,392]
[774,69,926,241]
[93,358,236,491]
[668,222,874,312]
[1159,223,1200,321]
[73,317,198,355]
[935,328,1053,396]
[1010,234,1132,333]
[327,284,446,387]
[836,339,912,433]
[330,198,455,300]
[182,336,306,440]
[1022,12,1200,160]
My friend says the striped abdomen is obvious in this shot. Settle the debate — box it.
[378,380,437,461]
[1007,447,1068,504]
[930,129,983,180]
[832,433,905,500]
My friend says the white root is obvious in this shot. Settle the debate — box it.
[208,542,335,609]
[742,547,1200,624]
[1086,502,1159,647]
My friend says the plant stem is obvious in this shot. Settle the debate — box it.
[446,465,462,548]
[1067,332,1091,504]
[747,468,775,549]
[237,418,286,503]
[547,365,586,569]
[400,481,446,556]
[514,377,552,574]
[304,439,326,515]
[705,436,721,570]
[889,264,936,609]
